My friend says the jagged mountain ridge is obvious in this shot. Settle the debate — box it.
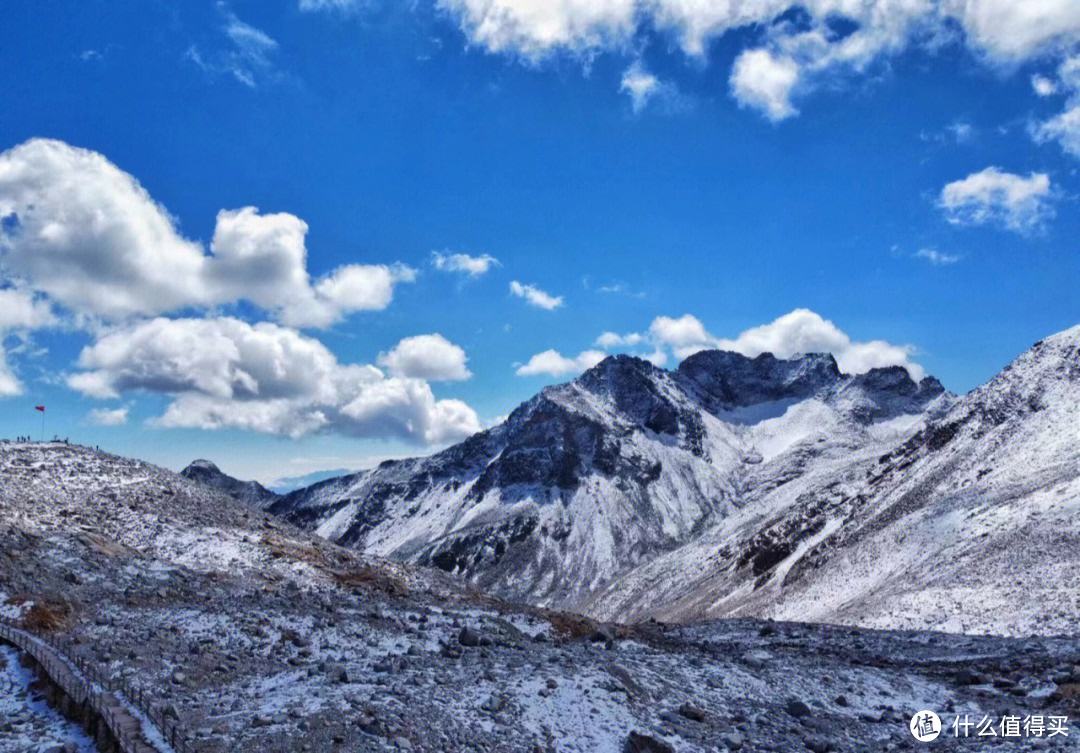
[271,348,952,616]
[180,458,280,509]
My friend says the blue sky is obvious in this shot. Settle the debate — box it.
[1,1,1078,481]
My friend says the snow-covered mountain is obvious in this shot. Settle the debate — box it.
[271,346,970,620]
[671,322,1080,637]
[180,458,279,509]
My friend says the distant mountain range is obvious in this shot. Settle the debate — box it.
[267,469,354,495]
[186,325,1080,636]
[179,463,361,498]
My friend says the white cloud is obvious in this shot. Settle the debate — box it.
[1032,74,1058,96]
[0,139,413,326]
[620,62,660,112]
[0,139,208,319]
[431,251,500,277]
[939,167,1053,234]
[595,330,644,348]
[435,1,1080,120]
[67,317,480,444]
[187,8,280,88]
[915,248,961,265]
[515,348,605,377]
[647,309,924,378]
[0,288,55,396]
[1035,104,1080,157]
[590,330,665,366]
[711,309,925,379]
[1031,56,1080,158]
[377,334,472,381]
[950,0,1080,61]
[0,288,54,331]
[436,0,637,60]
[0,350,19,397]
[0,140,467,443]
[730,49,799,122]
[947,121,975,143]
[648,314,713,358]
[523,309,924,382]
[86,406,129,426]
[509,280,563,310]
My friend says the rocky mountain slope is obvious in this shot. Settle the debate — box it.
[270,349,953,617]
[2,441,1078,752]
[587,326,1080,636]
[270,326,1080,637]
[181,459,279,509]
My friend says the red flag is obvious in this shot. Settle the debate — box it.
[34,405,45,412]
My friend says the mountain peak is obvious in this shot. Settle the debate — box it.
[180,458,278,509]
[576,353,665,392]
[957,321,1080,426]
[183,458,221,474]
[676,349,842,411]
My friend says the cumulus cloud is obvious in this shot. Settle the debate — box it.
[952,0,1080,61]
[648,314,713,357]
[509,280,563,310]
[711,309,924,379]
[0,139,474,450]
[0,288,54,331]
[646,309,924,378]
[433,1,1080,121]
[730,49,799,122]
[86,406,129,426]
[377,334,471,381]
[939,167,1054,234]
[595,331,644,349]
[67,317,481,443]
[515,348,605,377]
[519,309,925,381]
[431,251,500,277]
[0,139,414,326]
[436,0,637,60]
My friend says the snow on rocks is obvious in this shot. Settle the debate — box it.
[0,644,96,753]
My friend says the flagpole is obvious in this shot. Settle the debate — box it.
[40,408,44,442]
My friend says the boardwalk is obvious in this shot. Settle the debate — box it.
[0,621,173,753]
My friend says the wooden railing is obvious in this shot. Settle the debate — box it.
[0,620,193,753]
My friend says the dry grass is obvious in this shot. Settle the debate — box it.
[262,533,408,596]
[547,611,599,641]
[77,530,139,558]
[21,599,74,632]
[263,535,334,568]
[331,566,407,596]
